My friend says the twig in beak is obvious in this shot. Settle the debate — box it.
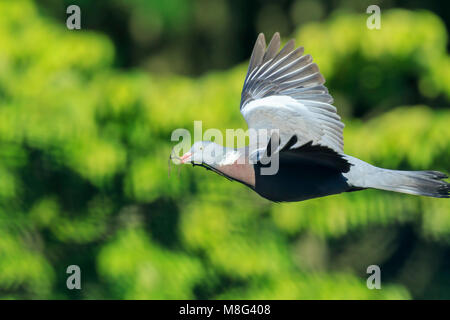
[168,153,172,178]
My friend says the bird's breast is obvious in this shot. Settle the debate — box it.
[217,162,256,187]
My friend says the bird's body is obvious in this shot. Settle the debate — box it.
[253,156,350,202]
[177,33,449,201]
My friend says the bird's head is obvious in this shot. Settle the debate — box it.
[180,141,227,166]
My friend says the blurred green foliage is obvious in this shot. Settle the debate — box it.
[0,0,449,299]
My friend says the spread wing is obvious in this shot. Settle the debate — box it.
[240,32,344,155]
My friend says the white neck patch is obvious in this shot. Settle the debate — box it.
[218,150,241,166]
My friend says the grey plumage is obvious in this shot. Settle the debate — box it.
[344,156,450,198]
[242,33,449,199]
[241,33,331,110]
[240,33,344,153]
[181,33,450,201]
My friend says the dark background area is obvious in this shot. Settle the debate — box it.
[38,0,450,75]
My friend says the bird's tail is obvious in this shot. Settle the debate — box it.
[345,156,449,198]
[367,169,450,198]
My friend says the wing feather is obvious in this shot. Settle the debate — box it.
[262,32,281,63]
[244,33,266,85]
[240,33,345,154]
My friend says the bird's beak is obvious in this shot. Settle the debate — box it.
[180,152,192,164]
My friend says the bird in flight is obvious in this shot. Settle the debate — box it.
[176,33,449,202]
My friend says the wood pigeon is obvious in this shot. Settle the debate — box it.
[176,33,449,202]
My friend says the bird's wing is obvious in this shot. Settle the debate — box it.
[240,33,344,155]
[259,135,351,173]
